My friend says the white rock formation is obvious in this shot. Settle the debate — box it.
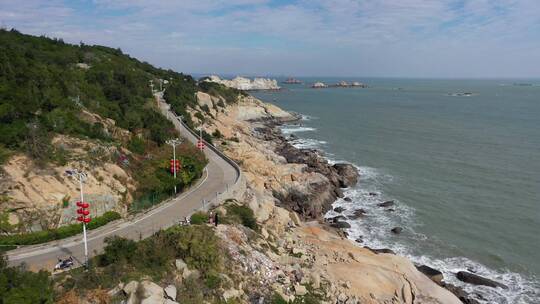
[311,82,327,88]
[206,75,280,90]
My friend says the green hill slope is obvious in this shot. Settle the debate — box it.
[0,29,242,233]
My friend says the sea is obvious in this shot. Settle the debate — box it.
[252,78,540,304]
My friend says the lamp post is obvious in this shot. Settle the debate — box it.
[166,138,183,193]
[197,128,205,151]
[65,169,90,269]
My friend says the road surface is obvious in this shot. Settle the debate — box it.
[6,93,241,271]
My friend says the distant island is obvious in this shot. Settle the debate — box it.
[282,77,303,84]
[312,81,367,88]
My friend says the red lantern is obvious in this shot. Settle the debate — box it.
[81,203,89,209]
[197,140,205,150]
[76,201,83,207]
[82,209,90,216]
[77,208,84,214]
[83,217,91,223]
[77,216,84,222]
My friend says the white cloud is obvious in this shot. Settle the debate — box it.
[1,0,539,77]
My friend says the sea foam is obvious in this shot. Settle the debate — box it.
[282,118,540,304]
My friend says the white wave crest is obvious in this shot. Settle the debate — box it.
[280,126,316,134]
[285,112,540,303]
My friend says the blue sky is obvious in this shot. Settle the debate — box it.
[1,0,539,78]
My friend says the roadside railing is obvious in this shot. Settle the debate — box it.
[159,98,246,224]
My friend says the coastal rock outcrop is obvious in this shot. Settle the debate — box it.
[456,271,508,289]
[205,75,280,90]
[191,92,462,304]
[0,135,135,232]
[416,265,444,285]
[378,200,395,208]
[333,163,359,187]
[391,227,403,234]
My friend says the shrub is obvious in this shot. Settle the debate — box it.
[270,293,288,304]
[225,204,258,231]
[171,225,222,276]
[0,144,12,165]
[211,129,223,139]
[190,212,208,225]
[201,130,213,145]
[98,236,137,266]
[194,112,205,122]
[0,255,54,303]
[0,211,121,247]
[127,137,145,154]
[200,104,211,114]
[62,195,70,208]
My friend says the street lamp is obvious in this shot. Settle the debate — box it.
[65,169,90,269]
[197,128,206,151]
[166,138,184,193]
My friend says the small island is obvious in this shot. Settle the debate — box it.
[311,81,367,88]
[282,77,303,84]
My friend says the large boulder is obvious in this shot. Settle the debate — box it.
[456,271,508,289]
[175,259,188,273]
[378,200,395,208]
[333,206,346,213]
[139,280,165,304]
[222,289,243,302]
[333,163,359,188]
[331,221,351,229]
[348,209,367,219]
[164,285,177,300]
[441,283,481,304]
[363,246,396,255]
[416,265,444,285]
[391,227,403,234]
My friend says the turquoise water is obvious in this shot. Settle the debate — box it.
[253,78,540,303]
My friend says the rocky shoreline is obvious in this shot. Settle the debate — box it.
[101,92,494,303]
[254,116,489,304]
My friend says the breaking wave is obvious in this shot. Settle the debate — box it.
[281,120,540,304]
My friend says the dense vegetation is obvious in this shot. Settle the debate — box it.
[58,225,227,303]
[0,256,53,304]
[0,29,216,218]
[0,29,179,161]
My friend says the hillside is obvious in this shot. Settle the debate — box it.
[0,29,240,234]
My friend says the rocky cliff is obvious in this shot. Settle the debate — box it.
[206,75,281,90]
[188,93,462,303]
[0,134,135,232]
[55,92,465,304]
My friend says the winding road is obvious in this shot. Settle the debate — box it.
[6,93,242,271]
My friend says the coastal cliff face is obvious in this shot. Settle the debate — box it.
[192,93,462,303]
[206,75,281,90]
[55,92,464,304]
[0,134,135,232]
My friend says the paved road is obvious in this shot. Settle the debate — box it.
[6,93,240,271]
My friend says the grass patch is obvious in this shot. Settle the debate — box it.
[190,212,209,225]
[224,204,258,231]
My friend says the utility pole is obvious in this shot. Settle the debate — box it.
[166,138,183,193]
[65,169,90,269]
[197,128,206,151]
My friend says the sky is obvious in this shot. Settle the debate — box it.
[1,0,540,78]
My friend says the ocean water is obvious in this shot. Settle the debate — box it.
[252,78,540,303]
